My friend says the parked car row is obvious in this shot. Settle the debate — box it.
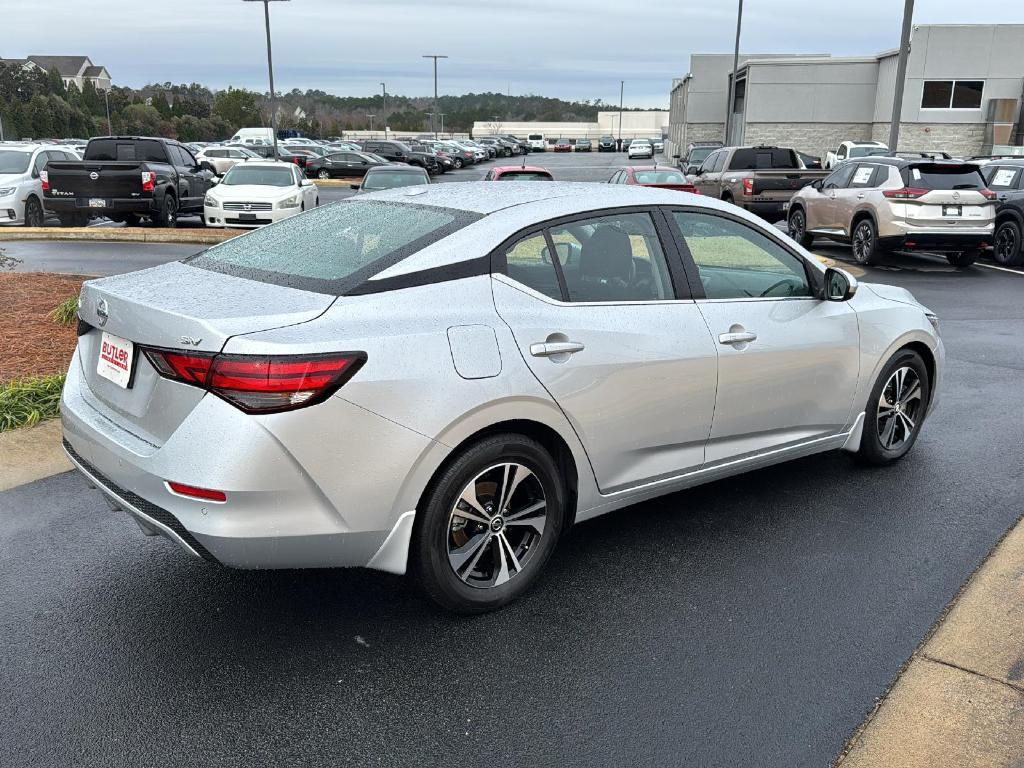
[528,135,665,153]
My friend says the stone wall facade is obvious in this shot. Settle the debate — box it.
[667,123,724,161]
[741,122,873,160]
[871,122,987,157]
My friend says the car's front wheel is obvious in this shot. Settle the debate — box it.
[856,349,931,466]
[411,434,566,614]
[787,207,814,248]
[23,196,44,228]
[317,169,330,179]
[155,194,177,228]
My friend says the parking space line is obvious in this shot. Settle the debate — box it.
[976,263,1024,276]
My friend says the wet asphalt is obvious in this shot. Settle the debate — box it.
[2,152,1023,767]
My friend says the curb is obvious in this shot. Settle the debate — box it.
[836,513,1024,767]
[311,178,353,187]
[0,227,243,245]
[0,419,71,492]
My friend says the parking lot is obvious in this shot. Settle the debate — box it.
[2,150,1023,766]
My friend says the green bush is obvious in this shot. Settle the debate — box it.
[0,375,66,432]
[50,296,79,327]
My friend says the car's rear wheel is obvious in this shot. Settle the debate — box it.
[787,207,814,248]
[155,194,177,228]
[946,250,979,269]
[317,169,330,179]
[992,220,1023,266]
[851,218,880,265]
[453,158,463,169]
[23,196,44,228]
[411,434,565,614]
[856,349,930,466]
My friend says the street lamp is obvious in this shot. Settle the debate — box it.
[724,0,743,145]
[104,88,111,134]
[618,80,624,148]
[380,82,388,138]
[243,0,289,161]
[367,113,376,136]
[422,54,448,139]
[889,0,915,152]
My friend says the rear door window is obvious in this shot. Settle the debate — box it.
[849,164,881,188]
[189,201,481,294]
[984,166,1022,191]
[903,164,986,190]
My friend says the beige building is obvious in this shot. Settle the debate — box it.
[472,111,669,144]
[0,55,112,91]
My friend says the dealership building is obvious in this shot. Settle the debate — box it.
[472,111,669,144]
[666,24,1024,161]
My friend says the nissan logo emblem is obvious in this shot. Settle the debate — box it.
[952,191,960,200]
[89,171,99,181]
[244,204,252,211]
[95,298,109,326]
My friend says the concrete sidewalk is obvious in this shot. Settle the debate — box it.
[837,514,1024,767]
[0,227,240,245]
[0,419,71,492]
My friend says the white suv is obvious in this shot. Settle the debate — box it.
[0,144,80,227]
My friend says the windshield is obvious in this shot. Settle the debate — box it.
[497,172,552,181]
[0,150,32,174]
[633,170,688,184]
[189,201,481,294]
[688,148,716,164]
[850,147,889,158]
[362,170,428,191]
[221,166,295,186]
[85,139,168,162]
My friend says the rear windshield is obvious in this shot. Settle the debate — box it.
[633,170,688,184]
[902,164,986,190]
[849,146,889,158]
[188,201,480,294]
[728,148,799,170]
[85,139,168,162]
[528,134,543,140]
[362,170,428,191]
[497,172,553,181]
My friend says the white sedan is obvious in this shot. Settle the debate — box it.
[203,161,319,228]
[628,139,654,159]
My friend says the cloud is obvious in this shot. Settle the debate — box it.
[4,0,1021,107]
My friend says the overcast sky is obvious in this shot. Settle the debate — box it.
[6,1,1023,106]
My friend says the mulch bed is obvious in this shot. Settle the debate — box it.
[0,272,86,383]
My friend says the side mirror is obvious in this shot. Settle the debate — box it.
[301,178,313,187]
[824,267,858,302]
[672,154,681,159]
[210,176,220,185]
[810,179,823,190]
[350,183,360,190]
[694,167,705,176]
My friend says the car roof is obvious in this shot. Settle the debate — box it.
[493,166,551,174]
[983,157,1024,166]
[0,143,42,152]
[365,164,426,173]
[226,160,295,168]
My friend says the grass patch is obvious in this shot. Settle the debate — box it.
[0,375,66,432]
[50,296,79,327]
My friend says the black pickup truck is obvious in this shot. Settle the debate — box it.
[43,136,215,227]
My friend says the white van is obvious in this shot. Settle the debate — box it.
[527,133,546,152]
[229,128,275,146]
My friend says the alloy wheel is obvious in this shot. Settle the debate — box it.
[447,462,548,589]
[318,169,330,179]
[995,225,1018,265]
[789,210,805,242]
[25,198,43,227]
[876,366,923,450]
[853,222,873,262]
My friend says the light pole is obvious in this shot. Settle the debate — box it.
[243,0,289,161]
[439,113,446,136]
[618,80,624,149]
[422,54,448,138]
[724,0,743,145]
[367,114,376,136]
[889,0,915,152]
[104,88,111,134]
[380,82,387,138]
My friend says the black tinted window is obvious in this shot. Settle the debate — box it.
[86,139,168,162]
[504,233,562,300]
[903,164,986,190]
[190,201,480,294]
[728,148,798,170]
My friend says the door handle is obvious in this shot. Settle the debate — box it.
[857,193,866,199]
[718,331,757,345]
[530,341,584,357]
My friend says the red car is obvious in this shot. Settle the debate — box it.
[609,166,699,194]
[553,138,573,153]
[484,165,554,181]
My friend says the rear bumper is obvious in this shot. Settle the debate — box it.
[739,201,788,219]
[45,197,157,215]
[880,227,992,252]
[60,349,434,571]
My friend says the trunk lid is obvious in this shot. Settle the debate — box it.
[76,261,335,446]
[45,160,147,200]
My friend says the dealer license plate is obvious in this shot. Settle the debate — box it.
[943,205,962,216]
[89,198,107,208]
[97,331,134,389]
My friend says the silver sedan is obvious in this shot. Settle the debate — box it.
[61,182,943,613]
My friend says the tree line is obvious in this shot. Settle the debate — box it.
[0,63,658,142]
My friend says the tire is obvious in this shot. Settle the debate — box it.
[453,158,464,169]
[992,220,1024,266]
[23,196,44,228]
[155,194,177,228]
[856,349,931,466]
[410,434,566,614]
[787,207,814,248]
[946,250,979,269]
[851,217,881,265]
[317,169,330,180]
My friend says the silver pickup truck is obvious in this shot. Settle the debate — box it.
[689,145,829,220]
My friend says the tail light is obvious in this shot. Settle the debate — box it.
[742,178,754,195]
[141,171,156,192]
[142,348,366,414]
[883,187,928,199]
[980,188,997,200]
[40,170,49,192]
